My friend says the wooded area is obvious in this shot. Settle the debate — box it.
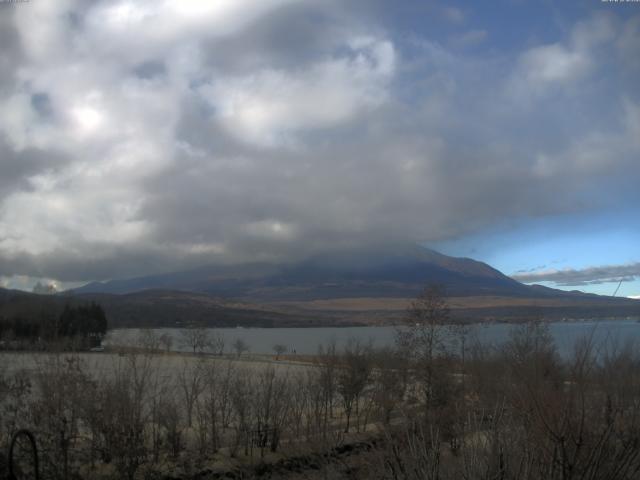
[1,288,640,479]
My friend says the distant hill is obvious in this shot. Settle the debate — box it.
[0,287,62,319]
[72,290,350,328]
[0,287,332,330]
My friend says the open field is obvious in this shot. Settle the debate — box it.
[0,351,312,377]
[0,348,396,479]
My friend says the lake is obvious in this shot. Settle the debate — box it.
[106,318,640,357]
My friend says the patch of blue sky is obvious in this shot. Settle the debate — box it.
[431,208,640,296]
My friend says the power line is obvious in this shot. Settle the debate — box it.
[612,278,624,297]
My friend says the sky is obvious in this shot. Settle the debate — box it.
[0,0,638,297]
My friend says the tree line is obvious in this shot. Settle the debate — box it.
[0,302,107,348]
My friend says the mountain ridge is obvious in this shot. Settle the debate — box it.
[59,246,640,326]
[2,244,639,329]
[69,246,613,301]
[70,246,533,299]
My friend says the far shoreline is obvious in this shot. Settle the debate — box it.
[107,315,640,330]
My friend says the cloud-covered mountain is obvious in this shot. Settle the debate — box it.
[0,2,638,289]
[70,247,528,299]
[70,246,638,310]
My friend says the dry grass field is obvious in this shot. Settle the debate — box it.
[273,294,636,312]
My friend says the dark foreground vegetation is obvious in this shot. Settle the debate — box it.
[2,287,640,479]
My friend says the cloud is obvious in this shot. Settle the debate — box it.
[78,0,306,65]
[442,6,466,24]
[201,37,395,146]
[32,281,58,295]
[618,17,640,70]
[515,265,547,274]
[509,13,616,99]
[512,263,640,286]
[0,3,638,284]
[518,44,590,84]
[449,30,488,49]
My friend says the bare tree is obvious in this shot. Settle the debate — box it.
[146,358,171,463]
[158,332,173,353]
[273,344,287,360]
[337,339,372,433]
[137,329,160,352]
[178,358,205,428]
[448,322,474,405]
[288,371,310,440]
[197,360,234,454]
[84,354,151,480]
[232,338,249,358]
[31,353,90,480]
[229,368,254,457]
[180,326,211,354]
[314,341,339,443]
[158,397,184,460]
[253,366,292,454]
[0,366,32,450]
[372,347,408,425]
[211,331,225,356]
[374,422,443,480]
[396,284,450,410]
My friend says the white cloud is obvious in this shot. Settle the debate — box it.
[571,12,616,50]
[0,276,31,291]
[83,0,305,65]
[508,14,620,98]
[13,0,77,62]
[204,38,395,146]
[71,105,105,136]
[0,275,79,293]
[519,44,590,84]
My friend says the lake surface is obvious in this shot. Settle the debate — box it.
[106,318,640,357]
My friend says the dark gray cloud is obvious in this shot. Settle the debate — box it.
[198,3,359,74]
[0,139,67,199]
[513,264,640,286]
[132,61,167,80]
[0,2,638,284]
[0,8,23,96]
